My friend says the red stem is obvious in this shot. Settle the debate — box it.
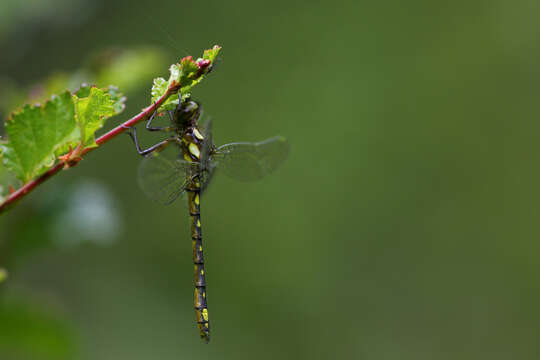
[0,89,173,214]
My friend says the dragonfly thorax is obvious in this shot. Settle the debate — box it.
[181,126,206,162]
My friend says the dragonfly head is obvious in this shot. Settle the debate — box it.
[176,99,201,127]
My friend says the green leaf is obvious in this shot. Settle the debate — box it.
[151,45,221,111]
[76,84,126,115]
[0,268,6,283]
[55,85,124,156]
[150,77,172,109]
[73,84,91,98]
[0,92,76,182]
[73,86,116,148]
[202,45,221,62]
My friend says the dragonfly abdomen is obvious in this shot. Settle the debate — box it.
[187,181,210,343]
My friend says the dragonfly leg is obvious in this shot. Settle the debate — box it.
[174,90,183,114]
[145,102,171,132]
[123,125,172,156]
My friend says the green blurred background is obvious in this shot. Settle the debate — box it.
[2,0,540,359]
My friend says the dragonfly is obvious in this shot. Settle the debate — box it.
[124,91,289,343]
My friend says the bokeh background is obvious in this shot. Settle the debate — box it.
[1,0,540,359]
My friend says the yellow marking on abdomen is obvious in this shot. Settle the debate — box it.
[202,308,209,321]
[194,194,200,205]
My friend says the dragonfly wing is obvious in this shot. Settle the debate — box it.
[200,118,213,164]
[138,144,193,205]
[211,136,289,182]
[199,119,217,193]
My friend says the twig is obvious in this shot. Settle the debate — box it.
[0,88,175,214]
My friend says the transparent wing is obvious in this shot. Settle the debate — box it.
[138,143,193,205]
[211,136,289,182]
[200,118,213,165]
[199,119,216,193]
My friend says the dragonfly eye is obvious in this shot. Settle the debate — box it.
[178,100,201,124]
[184,101,199,113]
[185,101,199,114]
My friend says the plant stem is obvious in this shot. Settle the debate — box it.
[0,89,174,214]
